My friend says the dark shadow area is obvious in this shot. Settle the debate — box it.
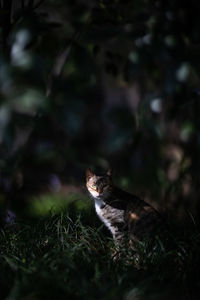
[0,0,200,299]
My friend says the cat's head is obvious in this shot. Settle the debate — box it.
[86,168,113,198]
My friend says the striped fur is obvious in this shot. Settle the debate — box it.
[86,169,163,249]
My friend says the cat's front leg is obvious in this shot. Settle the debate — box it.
[111,231,127,260]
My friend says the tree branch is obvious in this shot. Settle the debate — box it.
[46,30,81,97]
[45,12,91,97]
[33,0,45,10]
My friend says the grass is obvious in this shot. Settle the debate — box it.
[0,209,200,300]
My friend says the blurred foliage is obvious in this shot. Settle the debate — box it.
[1,1,200,299]
[0,0,200,223]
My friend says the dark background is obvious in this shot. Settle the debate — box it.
[1,0,200,226]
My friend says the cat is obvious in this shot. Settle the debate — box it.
[86,168,164,256]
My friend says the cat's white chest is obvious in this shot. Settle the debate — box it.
[94,198,105,215]
[94,198,117,236]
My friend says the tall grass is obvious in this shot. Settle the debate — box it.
[0,212,200,300]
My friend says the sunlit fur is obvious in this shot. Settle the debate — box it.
[86,169,112,199]
[86,168,163,253]
[86,169,123,238]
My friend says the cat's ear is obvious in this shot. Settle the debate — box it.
[106,168,113,177]
[86,168,94,180]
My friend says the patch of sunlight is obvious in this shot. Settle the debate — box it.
[180,122,194,142]
[129,51,139,64]
[12,89,46,114]
[28,193,90,217]
[135,34,151,47]
[176,62,190,82]
[11,29,32,68]
[150,98,162,113]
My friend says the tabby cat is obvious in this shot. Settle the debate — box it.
[86,168,163,254]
